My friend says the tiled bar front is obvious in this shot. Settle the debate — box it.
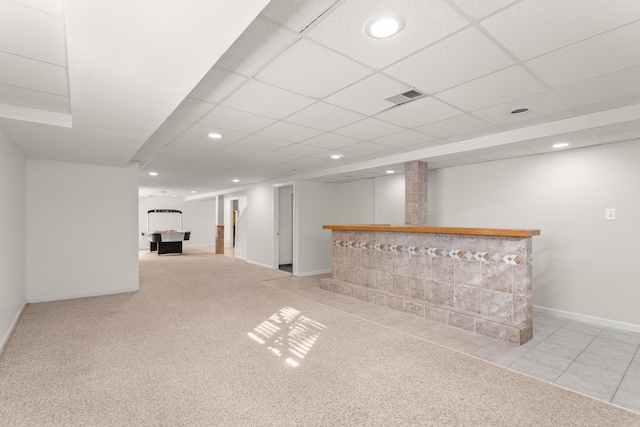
[320,227,538,344]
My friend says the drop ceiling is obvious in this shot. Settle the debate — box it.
[1,0,639,198]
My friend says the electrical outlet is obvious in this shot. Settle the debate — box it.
[605,209,616,220]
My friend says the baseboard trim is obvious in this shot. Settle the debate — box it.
[296,269,331,277]
[533,305,640,334]
[1,302,26,355]
[27,287,139,304]
[246,260,274,269]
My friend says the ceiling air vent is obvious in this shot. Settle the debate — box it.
[383,88,426,106]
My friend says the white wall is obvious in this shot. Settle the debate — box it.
[427,140,640,326]
[297,181,339,275]
[26,160,139,302]
[335,179,375,224]
[0,129,26,351]
[246,183,273,268]
[374,173,405,225]
[138,196,216,249]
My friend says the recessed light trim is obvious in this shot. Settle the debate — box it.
[386,170,395,174]
[232,179,240,183]
[149,172,158,176]
[191,190,196,193]
[364,13,405,39]
[207,132,222,139]
[510,106,531,115]
[552,142,569,148]
[330,154,343,159]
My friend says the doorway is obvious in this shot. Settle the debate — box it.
[275,184,294,274]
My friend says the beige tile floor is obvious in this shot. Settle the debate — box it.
[262,275,640,414]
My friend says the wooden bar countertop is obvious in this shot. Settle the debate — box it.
[322,225,540,237]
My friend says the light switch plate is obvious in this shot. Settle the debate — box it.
[605,209,616,220]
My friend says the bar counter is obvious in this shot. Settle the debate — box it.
[321,225,540,344]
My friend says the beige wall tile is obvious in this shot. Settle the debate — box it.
[375,251,393,272]
[433,257,454,283]
[432,281,454,307]
[392,274,411,297]
[476,320,520,344]
[426,306,448,323]
[448,312,475,332]
[376,271,393,293]
[454,285,482,314]
[455,258,482,286]
[483,262,513,293]
[513,264,532,295]
[393,252,412,276]
[482,289,513,321]
[410,277,432,301]
[410,254,431,279]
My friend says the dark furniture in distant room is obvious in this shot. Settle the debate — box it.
[141,209,191,255]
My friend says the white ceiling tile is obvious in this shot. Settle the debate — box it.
[0,82,68,112]
[181,123,248,143]
[306,0,468,69]
[256,38,372,98]
[372,130,436,148]
[285,102,365,131]
[155,118,192,135]
[376,96,462,128]
[302,132,362,149]
[256,121,323,142]
[414,114,495,139]
[556,65,640,108]
[260,0,339,32]
[231,135,292,153]
[341,141,393,155]
[384,27,514,94]
[436,66,546,111]
[0,1,66,65]
[189,68,248,104]
[13,0,64,16]
[0,51,68,95]
[254,151,302,163]
[575,94,640,115]
[324,73,409,115]
[215,17,298,77]
[526,21,640,88]
[200,105,275,133]
[168,136,226,152]
[169,98,214,122]
[451,0,519,19]
[275,143,328,157]
[289,156,332,166]
[221,79,315,119]
[334,117,404,140]
[472,91,573,126]
[482,0,640,60]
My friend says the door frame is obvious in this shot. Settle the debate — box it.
[273,182,296,275]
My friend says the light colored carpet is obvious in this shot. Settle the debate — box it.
[1,247,639,426]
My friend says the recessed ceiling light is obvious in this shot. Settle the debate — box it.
[330,154,343,159]
[207,132,222,139]
[386,170,395,174]
[191,190,196,193]
[510,107,531,115]
[552,142,570,148]
[232,179,240,183]
[364,13,405,39]
[172,195,177,197]
[149,172,158,176]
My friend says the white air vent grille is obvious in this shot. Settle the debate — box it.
[383,88,426,105]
